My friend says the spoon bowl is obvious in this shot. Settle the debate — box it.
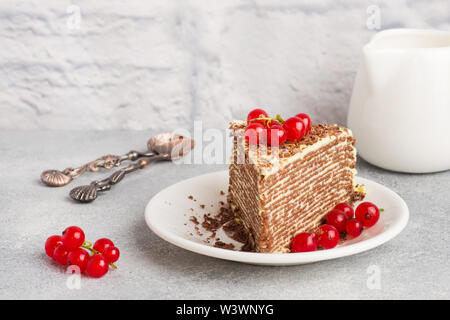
[147,133,194,159]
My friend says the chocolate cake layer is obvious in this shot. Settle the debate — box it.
[228,122,365,253]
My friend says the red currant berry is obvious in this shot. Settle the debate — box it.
[317,224,339,249]
[53,244,70,265]
[266,120,281,128]
[334,203,354,219]
[266,125,287,146]
[103,246,120,263]
[86,254,109,278]
[244,123,266,145]
[346,218,363,237]
[250,119,268,126]
[247,108,269,123]
[355,202,380,228]
[61,226,85,250]
[291,232,318,253]
[294,113,312,134]
[67,248,90,272]
[325,209,348,233]
[282,117,306,142]
[93,238,114,254]
[45,235,63,259]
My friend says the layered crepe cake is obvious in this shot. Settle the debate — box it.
[228,120,365,253]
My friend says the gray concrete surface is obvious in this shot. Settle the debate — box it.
[0,130,448,299]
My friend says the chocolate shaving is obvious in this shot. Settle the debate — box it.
[214,241,235,250]
[188,201,251,251]
[351,190,366,203]
[189,216,199,225]
[201,214,222,231]
[223,219,249,244]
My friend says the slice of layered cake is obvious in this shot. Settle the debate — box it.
[228,112,365,253]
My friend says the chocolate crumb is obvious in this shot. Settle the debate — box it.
[194,225,203,236]
[223,219,249,244]
[188,195,193,200]
[201,214,222,231]
[189,216,199,225]
[187,200,251,252]
[200,204,205,209]
[220,190,225,195]
[214,241,235,250]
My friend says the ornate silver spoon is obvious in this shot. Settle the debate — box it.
[69,133,194,203]
[40,151,154,187]
[41,132,191,187]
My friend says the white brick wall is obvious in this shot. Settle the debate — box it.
[0,0,448,130]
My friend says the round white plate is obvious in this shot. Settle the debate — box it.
[145,171,409,266]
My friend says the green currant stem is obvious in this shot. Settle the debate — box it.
[275,114,285,124]
[81,241,117,269]
[248,114,285,125]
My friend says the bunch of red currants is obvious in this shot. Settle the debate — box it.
[291,202,381,253]
[244,108,312,146]
[45,226,120,278]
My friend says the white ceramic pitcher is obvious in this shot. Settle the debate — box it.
[347,29,450,173]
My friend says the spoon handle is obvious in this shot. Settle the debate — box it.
[41,150,156,187]
[69,155,168,203]
[67,150,157,177]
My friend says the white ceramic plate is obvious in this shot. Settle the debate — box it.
[145,171,409,266]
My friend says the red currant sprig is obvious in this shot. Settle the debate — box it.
[44,226,119,278]
[247,113,286,127]
[291,201,382,253]
[81,240,118,270]
[245,108,312,147]
[325,202,380,237]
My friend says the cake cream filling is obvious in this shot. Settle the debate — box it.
[256,135,342,176]
[231,121,357,176]
[263,152,351,209]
